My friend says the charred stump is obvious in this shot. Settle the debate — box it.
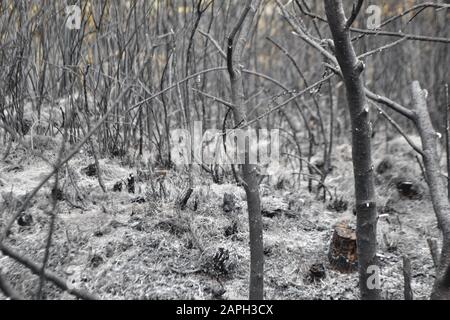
[328,222,358,273]
[127,174,135,194]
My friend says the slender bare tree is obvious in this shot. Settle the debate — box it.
[410,81,450,300]
[226,0,264,300]
[324,0,380,300]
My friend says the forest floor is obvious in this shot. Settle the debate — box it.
[0,134,442,300]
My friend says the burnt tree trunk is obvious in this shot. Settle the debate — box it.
[324,0,380,300]
[410,81,450,300]
[226,0,263,300]
[402,256,414,300]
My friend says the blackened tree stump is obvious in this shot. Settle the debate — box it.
[223,193,237,213]
[127,174,135,194]
[328,222,358,273]
[81,163,97,177]
[307,263,326,283]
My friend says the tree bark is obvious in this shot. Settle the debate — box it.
[324,0,380,300]
[402,256,414,300]
[410,81,450,300]
[226,0,263,300]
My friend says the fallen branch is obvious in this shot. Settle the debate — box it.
[0,270,24,300]
[0,243,98,300]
